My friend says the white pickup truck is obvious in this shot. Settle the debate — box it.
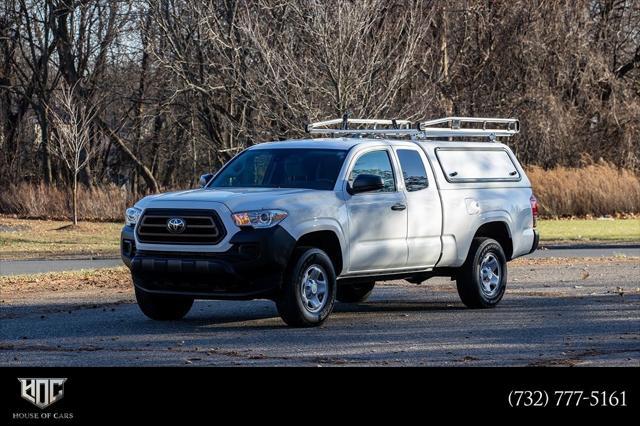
[121,117,539,327]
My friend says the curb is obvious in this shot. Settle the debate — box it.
[539,242,640,250]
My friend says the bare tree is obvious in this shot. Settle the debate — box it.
[47,82,100,225]
[1,0,639,198]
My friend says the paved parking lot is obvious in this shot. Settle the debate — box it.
[1,257,638,366]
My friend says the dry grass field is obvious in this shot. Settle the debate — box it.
[527,162,640,217]
[0,164,638,222]
[0,183,131,222]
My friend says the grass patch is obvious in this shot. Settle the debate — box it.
[538,218,640,242]
[0,217,121,259]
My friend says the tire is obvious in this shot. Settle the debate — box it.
[276,247,337,327]
[133,275,194,320]
[456,237,507,308]
[337,281,375,303]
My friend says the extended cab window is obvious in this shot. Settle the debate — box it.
[209,148,347,190]
[397,149,428,191]
[436,148,520,182]
[349,150,395,192]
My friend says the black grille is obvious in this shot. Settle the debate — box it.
[136,209,226,245]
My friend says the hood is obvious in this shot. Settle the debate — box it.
[137,187,318,212]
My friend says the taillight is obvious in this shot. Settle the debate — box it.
[530,195,539,227]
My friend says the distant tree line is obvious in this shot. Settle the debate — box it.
[1,0,639,196]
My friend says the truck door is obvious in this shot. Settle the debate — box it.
[345,148,408,272]
[393,147,443,268]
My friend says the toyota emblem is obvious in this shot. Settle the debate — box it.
[166,217,186,234]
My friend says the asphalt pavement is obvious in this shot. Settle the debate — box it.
[1,243,639,276]
[0,258,122,276]
[1,259,638,366]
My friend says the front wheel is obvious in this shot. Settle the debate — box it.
[276,247,337,327]
[456,238,507,308]
[133,276,194,320]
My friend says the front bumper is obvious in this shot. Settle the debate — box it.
[120,225,296,299]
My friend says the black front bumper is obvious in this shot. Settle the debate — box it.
[120,225,296,300]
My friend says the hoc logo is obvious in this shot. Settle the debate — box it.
[166,217,186,234]
[18,378,67,409]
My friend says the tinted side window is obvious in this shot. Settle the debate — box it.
[397,149,428,191]
[349,150,395,192]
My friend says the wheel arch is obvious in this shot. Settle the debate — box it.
[471,221,513,260]
[295,230,344,275]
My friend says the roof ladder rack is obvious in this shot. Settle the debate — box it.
[305,116,519,141]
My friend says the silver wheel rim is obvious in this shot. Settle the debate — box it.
[300,265,329,314]
[479,253,501,297]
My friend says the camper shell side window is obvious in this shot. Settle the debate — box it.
[435,147,521,183]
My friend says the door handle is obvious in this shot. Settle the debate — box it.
[391,203,406,211]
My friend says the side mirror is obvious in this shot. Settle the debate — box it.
[199,173,214,188]
[348,174,384,195]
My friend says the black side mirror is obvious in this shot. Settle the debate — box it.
[348,174,384,195]
[199,173,214,188]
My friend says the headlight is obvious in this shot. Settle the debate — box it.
[125,207,142,227]
[232,209,287,228]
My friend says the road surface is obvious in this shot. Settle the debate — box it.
[1,244,639,276]
[0,258,122,276]
[1,258,638,366]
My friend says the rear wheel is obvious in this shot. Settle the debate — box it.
[133,275,194,320]
[337,281,375,303]
[456,238,507,308]
[276,247,336,327]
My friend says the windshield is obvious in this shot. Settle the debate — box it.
[209,148,348,190]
